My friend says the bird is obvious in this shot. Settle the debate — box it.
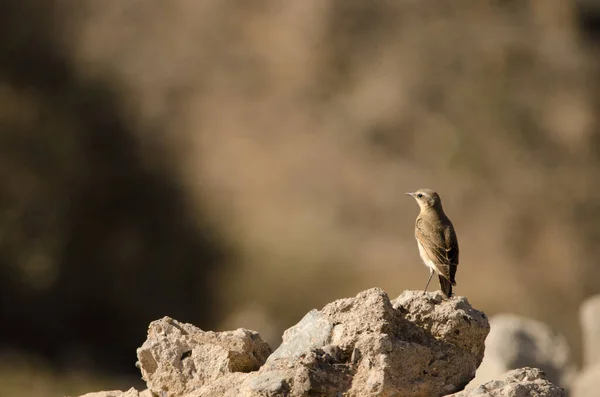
[406,189,459,298]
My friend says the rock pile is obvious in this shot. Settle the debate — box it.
[77,288,567,397]
[450,367,565,397]
[136,319,272,396]
[467,314,575,389]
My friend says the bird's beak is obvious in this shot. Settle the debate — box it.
[405,192,415,197]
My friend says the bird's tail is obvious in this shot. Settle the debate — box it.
[439,275,453,298]
[449,264,457,286]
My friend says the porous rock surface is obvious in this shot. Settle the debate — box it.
[139,288,489,397]
[135,316,272,396]
[450,367,565,397]
[248,288,489,397]
[73,288,563,397]
[391,290,489,366]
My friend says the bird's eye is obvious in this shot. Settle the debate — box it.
[417,193,423,198]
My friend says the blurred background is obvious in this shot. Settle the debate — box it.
[1,0,600,395]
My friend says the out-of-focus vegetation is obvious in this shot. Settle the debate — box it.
[1,1,599,395]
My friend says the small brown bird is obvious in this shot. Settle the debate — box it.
[406,189,459,297]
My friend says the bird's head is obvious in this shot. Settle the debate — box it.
[406,189,442,211]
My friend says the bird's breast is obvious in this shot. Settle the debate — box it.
[417,241,436,271]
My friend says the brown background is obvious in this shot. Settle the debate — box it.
[1,1,599,395]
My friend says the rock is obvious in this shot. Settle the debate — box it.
[571,363,600,397]
[467,314,575,389]
[580,295,600,368]
[183,373,249,397]
[82,288,491,397]
[266,309,332,361]
[135,316,272,396]
[450,367,565,397]
[391,290,490,366]
[77,388,151,397]
[252,288,489,397]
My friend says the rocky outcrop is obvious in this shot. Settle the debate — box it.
[450,367,565,397]
[74,288,565,397]
[244,288,489,397]
[467,314,575,390]
[135,317,272,396]
[134,288,490,397]
[391,290,489,366]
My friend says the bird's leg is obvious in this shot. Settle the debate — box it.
[423,268,434,294]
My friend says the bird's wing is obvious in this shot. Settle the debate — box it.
[444,224,459,265]
[443,224,459,284]
[416,218,456,280]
